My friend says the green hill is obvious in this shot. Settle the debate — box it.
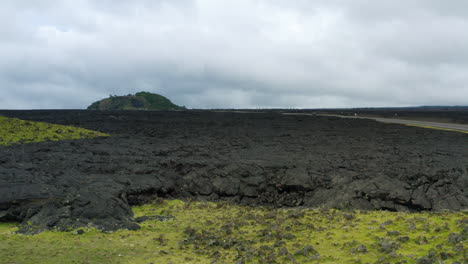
[87,92,185,110]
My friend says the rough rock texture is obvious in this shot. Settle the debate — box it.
[0,110,467,233]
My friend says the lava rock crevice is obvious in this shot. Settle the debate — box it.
[0,110,467,233]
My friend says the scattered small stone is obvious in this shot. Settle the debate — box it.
[351,244,368,253]
[343,214,355,220]
[342,240,358,249]
[376,256,388,263]
[273,240,286,247]
[287,210,305,219]
[72,229,85,235]
[408,223,417,230]
[376,239,400,253]
[183,226,197,236]
[439,251,452,260]
[135,215,175,223]
[235,258,245,264]
[259,245,272,251]
[280,233,294,240]
[415,236,428,245]
[294,245,317,257]
[417,217,428,223]
[416,256,435,264]
[387,231,400,236]
[310,253,321,260]
[397,236,410,243]
[285,253,296,262]
[154,234,167,246]
[441,223,450,231]
[277,247,289,256]
[452,244,464,254]
[448,233,463,244]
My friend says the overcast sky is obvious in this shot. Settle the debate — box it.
[1,0,467,109]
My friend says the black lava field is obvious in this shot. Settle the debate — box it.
[0,110,467,233]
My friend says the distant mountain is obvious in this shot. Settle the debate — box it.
[87,92,185,110]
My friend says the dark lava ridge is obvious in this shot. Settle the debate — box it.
[0,110,467,234]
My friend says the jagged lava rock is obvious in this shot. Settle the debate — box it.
[0,110,467,233]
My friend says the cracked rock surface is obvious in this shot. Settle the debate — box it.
[0,110,467,233]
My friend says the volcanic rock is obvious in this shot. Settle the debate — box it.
[0,110,467,233]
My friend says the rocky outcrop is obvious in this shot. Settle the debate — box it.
[0,110,467,233]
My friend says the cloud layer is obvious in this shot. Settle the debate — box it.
[1,0,467,109]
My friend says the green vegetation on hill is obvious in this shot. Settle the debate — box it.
[0,116,108,146]
[0,200,465,264]
[87,92,185,110]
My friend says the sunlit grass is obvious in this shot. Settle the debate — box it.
[405,124,468,134]
[0,115,109,146]
[1,200,465,264]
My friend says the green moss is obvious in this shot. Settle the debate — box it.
[406,124,468,134]
[135,91,184,110]
[1,200,465,263]
[0,116,109,146]
[87,92,185,110]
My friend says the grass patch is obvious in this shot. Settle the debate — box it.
[0,200,466,263]
[0,115,109,146]
[405,124,468,134]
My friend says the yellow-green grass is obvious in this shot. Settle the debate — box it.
[405,124,468,134]
[0,115,109,146]
[0,200,466,264]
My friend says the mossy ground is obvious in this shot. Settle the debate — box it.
[0,115,108,146]
[0,200,465,264]
[406,124,468,134]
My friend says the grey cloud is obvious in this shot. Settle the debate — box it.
[1,0,467,109]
